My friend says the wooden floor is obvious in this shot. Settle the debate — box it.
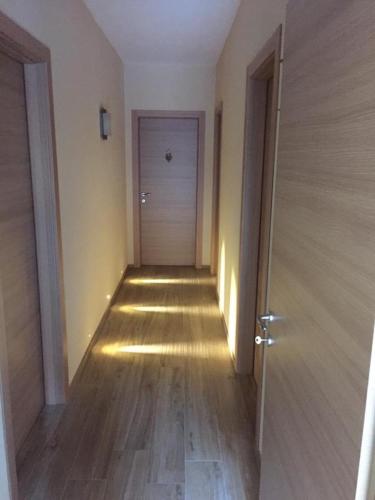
[17,267,259,499]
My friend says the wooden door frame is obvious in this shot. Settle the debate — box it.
[210,103,223,276]
[132,109,205,268]
[0,11,68,498]
[236,27,282,374]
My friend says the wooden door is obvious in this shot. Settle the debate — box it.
[0,50,45,453]
[139,117,198,265]
[253,77,274,385]
[260,1,375,498]
[253,77,276,452]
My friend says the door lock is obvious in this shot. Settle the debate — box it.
[255,335,275,346]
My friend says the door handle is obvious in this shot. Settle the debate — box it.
[257,313,276,324]
[255,312,277,347]
[140,192,151,204]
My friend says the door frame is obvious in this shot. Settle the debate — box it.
[0,11,68,498]
[237,26,282,374]
[210,103,223,275]
[131,109,206,268]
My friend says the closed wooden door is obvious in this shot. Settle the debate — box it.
[139,117,198,265]
[260,1,375,498]
[0,51,44,453]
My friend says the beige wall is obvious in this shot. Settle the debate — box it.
[215,0,287,359]
[0,0,127,381]
[124,62,216,266]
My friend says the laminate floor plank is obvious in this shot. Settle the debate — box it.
[123,450,150,500]
[103,450,134,500]
[17,266,259,499]
[185,461,227,500]
[150,365,185,484]
[16,405,64,498]
[145,483,184,500]
[62,479,106,500]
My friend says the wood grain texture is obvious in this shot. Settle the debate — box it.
[139,118,198,266]
[17,267,259,499]
[260,1,375,498]
[185,462,226,500]
[236,26,282,378]
[0,49,45,454]
[62,480,106,500]
[0,15,66,496]
[132,110,205,268]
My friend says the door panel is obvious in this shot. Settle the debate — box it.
[260,1,375,498]
[139,118,198,265]
[0,51,44,453]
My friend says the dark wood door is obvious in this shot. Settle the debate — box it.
[0,50,44,453]
[260,1,375,498]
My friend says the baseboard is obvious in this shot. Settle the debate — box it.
[69,266,128,392]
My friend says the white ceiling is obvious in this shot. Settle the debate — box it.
[83,0,241,65]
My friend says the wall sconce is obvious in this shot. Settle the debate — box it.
[100,107,111,140]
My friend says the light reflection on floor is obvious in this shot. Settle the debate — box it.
[99,269,226,359]
[112,304,218,317]
[128,277,214,286]
[100,341,227,358]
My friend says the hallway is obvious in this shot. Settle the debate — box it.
[17,267,259,500]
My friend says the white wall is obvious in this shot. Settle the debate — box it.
[0,0,127,381]
[124,62,216,265]
[215,0,287,359]
[0,397,11,500]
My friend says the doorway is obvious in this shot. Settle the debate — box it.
[0,49,45,455]
[132,110,205,267]
[236,26,282,455]
[0,11,67,499]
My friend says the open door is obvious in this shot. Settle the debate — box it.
[260,1,375,498]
